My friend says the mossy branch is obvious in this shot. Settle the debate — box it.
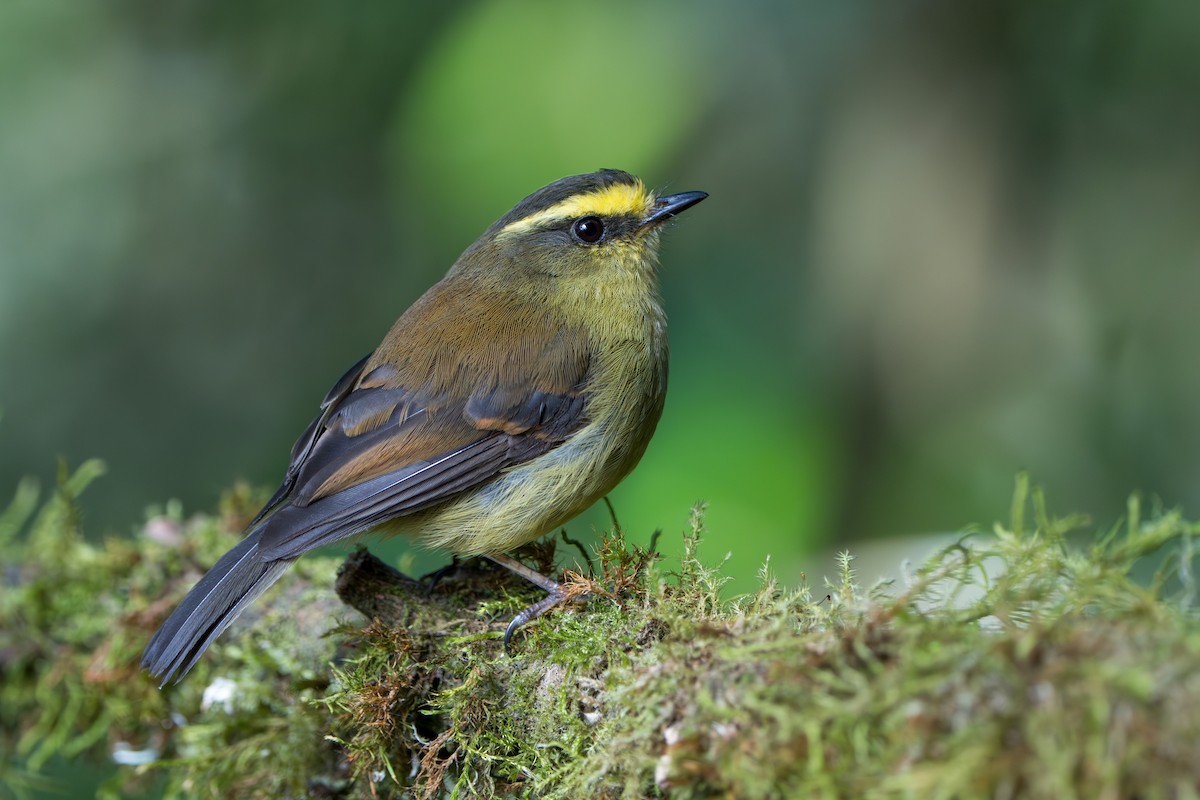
[2,472,1200,799]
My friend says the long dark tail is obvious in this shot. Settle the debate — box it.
[141,528,294,686]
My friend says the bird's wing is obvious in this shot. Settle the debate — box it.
[253,296,592,561]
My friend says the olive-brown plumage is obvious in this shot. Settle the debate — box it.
[142,169,706,684]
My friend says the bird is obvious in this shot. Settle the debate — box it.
[141,169,707,685]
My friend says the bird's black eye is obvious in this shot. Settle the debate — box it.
[571,216,605,244]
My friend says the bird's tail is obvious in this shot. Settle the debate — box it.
[141,528,294,686]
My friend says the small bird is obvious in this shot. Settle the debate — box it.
[141,169,706,684]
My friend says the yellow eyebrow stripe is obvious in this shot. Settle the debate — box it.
[498,180,653,238]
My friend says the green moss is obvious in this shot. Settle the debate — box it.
[3,473,1199,798]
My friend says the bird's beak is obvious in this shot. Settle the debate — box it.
[641,190,708,228]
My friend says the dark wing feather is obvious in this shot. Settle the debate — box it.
[251,322,592,560]
[257,435,516,560]
[464,384,589,440]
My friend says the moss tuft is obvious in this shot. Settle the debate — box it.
[3,473,1199,798]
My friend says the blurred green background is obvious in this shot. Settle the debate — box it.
[2,0,1199,592]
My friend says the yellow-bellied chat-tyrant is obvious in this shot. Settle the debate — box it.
[141,169,707,685]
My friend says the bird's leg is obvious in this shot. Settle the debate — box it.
[485,552,561,593]
[485,552,586,649]
[419,556,462,596]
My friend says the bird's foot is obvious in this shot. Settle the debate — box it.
[485,552,593,652]
[503,587,577,650]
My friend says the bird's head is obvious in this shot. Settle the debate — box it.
[456,169,707,285]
